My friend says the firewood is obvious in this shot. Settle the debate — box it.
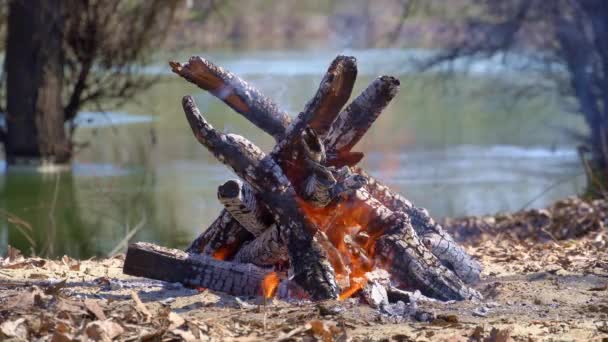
[272,55,357,178]
[232,223,287,266]
[355,168,482,284]
[342,189,479,300]
[184,55,357,260]
[182,96,339,300]
[186,208,254,260]
[325,76,401,167]
[168,54,482,301]
[170,57,290,141]
[123,242,273,297]
[218,179,274,237]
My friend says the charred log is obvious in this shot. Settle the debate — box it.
[124,242,273,297]
[170,57,290,141]
[356,168,482,284]
[182,96,339,300]
[232,224,287,266]
[185,210,252,259]
[165,54,483,302]
[218,180,274,237]
[325,76,401,168]
[342,189,479,300]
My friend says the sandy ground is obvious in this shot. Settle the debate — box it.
[1,230,608,341]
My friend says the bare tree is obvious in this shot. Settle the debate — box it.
[404,0,608,197]
[1,0,180,166]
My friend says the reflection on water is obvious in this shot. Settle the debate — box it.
[0,49,586,258]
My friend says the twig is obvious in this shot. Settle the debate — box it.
[0,209,36,248]
[108,212,147,257]
[519,172,584,211]
[42,172,61,256]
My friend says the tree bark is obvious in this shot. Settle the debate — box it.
[4,0,70,165]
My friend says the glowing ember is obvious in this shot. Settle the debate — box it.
[339,278,365,300]
[212,245,234,260]
[262,272,280,298]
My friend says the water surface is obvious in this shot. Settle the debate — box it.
[0,49,586,258]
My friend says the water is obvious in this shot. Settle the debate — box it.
[0,49,587,258]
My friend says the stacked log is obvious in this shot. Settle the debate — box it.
[124,55,482,302]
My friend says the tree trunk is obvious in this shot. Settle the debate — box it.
[4,0,70,166]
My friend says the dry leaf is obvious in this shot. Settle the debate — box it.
[487,327,512,342]
[168,312,186,330]
[0,318,28,340]
[308,320,334,342]
[5,245,23,262]
[85,320,124,342]
[171,328,197,341]
[50,331,74,342]
[85,299,107,321]
[131,291,152,320]
[62,255,80,271]
[45,279,67,296]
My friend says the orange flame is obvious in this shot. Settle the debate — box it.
[262,272,280,298]
[297,196,385,300]
[339,278,365,300]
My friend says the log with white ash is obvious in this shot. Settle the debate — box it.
[123,55,483,303]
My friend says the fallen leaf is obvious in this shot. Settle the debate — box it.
[168,312,185,330]
[308,320,334,342]
[588,284,608,291]
[0,318,28,340]
[45,279,67,296]
[29,273,48,279]
[50,331,74,342]
[62,255,80,271]
[470,326,484,341]
[6,245,23,261]
[131,291,151,320]
[85,320,124,342]
[85,299,107,321]
[171,328,197,341]
[487,327,512,342]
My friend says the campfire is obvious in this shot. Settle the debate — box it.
[123,55,482,303]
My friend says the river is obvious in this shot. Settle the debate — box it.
[0,49,587,258]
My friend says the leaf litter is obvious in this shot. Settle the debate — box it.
[1,197,607,341]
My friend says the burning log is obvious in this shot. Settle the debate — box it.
[123,242,273,297]
[182,95,339,300]
[302,188,479,300]
[356,168,482,284]
[232,224,287,266]
[186,209,253,259]
[217,180,273,237]
[124,54,483,302]
[186,55,358,260]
